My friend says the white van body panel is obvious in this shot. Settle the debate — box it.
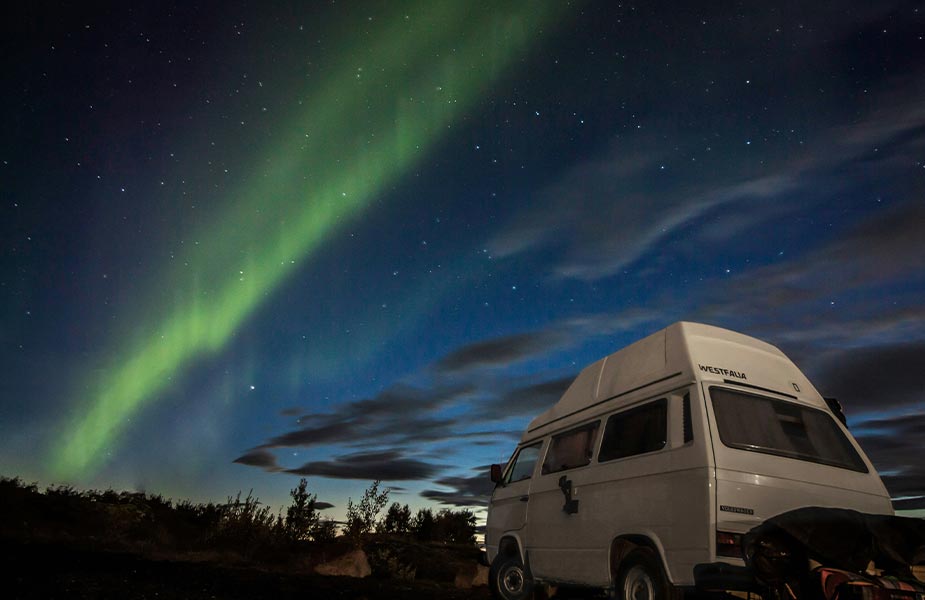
[485,322,893,590]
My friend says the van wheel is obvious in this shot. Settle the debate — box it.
[490,553,534,600]
[617,549,670,600]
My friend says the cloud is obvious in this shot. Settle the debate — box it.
[235,306,675,499]
[684,201,925,365]
[499,163,804,282]
[420,466,496,508]
[254,383,470,452]
[812,342,925,413]
[436,330,567,373]
[232,448,281,471]
[260,419,357,449]
[857,412,925,438]
[739,202,925,310]
[891,497,925,511]
[487,74,925,283]
[845,411,925,512]
[438,309,663,376]
[315,501,335,510]
[476,376,575,420]
[286,450,443,481]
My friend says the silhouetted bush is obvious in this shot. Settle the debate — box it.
[344,480,389,542]
[381,502,412,534]
[312,517,338,542]
[411,507,436,540]
[433,508,476,544]
[45,483,80,499]
[284,478,319,541]
[213,490,277,557]
[0,473,479,571]
[406,507,476,544]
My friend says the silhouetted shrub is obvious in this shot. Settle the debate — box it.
[213,490,276,556]
[407,507,476,544]
[45,483,80,499]
[284,478,319,541]
[433,508,476,544]
[344,480,389,542]
[411,507,435,540]
[381,502,412,534]
[0,476,37,495]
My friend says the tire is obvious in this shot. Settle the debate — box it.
[617,548,671,600]
[490,552,535,600]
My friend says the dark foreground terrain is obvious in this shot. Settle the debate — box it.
[4,539,491,600]
[0,476,495,599]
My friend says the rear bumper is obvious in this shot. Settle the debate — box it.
[693,562,759,592]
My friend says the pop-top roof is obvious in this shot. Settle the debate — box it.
[524,321,822,438]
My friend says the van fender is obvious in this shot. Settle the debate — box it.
[496,531,528,565]
[609,532,674,585]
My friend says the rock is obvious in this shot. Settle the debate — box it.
[454,563,488,588]
[314,549,371,578]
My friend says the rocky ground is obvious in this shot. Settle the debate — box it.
[4,539,493,600]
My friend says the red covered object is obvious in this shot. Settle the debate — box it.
[815,567,925,600]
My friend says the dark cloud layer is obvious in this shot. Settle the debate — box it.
[232,449,281,471]
[420,467,495,508]
[477,376,575,420]
[286,450,442,481]
[255,383,470,452]
[236,330,581,487]
[854,412,925,509]
[740,202,925,314]
[436,331,566,372]
[813,342,925,412]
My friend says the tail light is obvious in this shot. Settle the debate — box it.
[716,530,743,558]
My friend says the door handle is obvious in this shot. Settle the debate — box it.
[519,495,529,502]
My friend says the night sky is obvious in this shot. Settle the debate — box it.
[2,1,924,521]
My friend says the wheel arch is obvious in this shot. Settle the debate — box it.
[609,533,673,585]
[497,533,526,565]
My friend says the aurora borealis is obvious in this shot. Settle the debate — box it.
[47,1,566,478]
[3,1,925,517]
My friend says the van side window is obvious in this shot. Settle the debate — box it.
[599,399,667,462]
[505,442,543,483]
[542,422,600,474]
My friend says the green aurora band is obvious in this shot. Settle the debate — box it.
[52,2,569,477]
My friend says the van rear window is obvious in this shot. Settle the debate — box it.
[710,387,867,472]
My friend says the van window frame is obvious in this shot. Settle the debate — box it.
[597,397,669,463]
[540,420,601,475]
[708,385,869,473]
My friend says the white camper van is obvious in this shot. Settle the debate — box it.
[485,322,893,600]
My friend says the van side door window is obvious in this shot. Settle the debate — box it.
[599,398,667,462]
[542,421,600,474]
[505,442,543,484]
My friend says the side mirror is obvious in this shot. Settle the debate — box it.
[490,464,503,484]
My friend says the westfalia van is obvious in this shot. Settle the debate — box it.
[485,322,893,600]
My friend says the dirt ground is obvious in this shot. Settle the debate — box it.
[3,540,493,600]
